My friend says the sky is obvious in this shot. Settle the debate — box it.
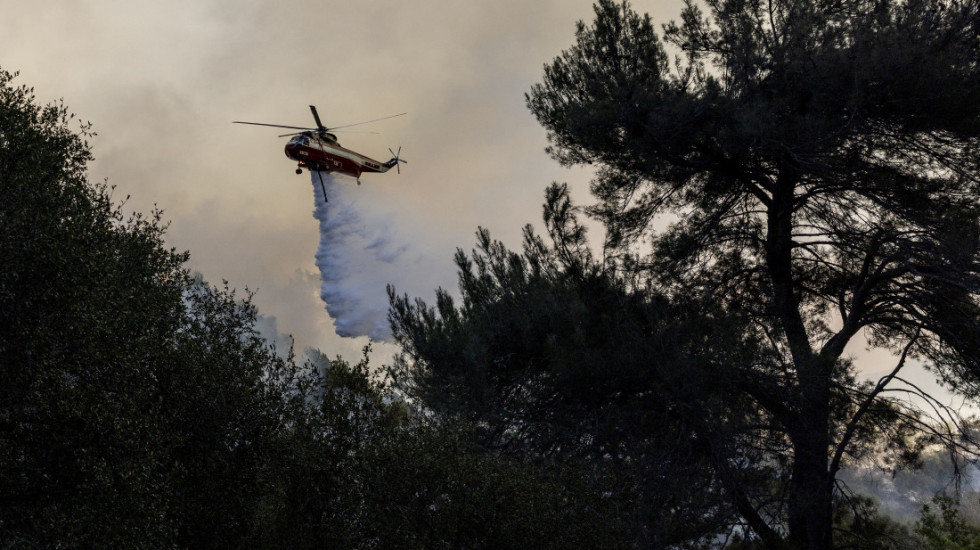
[3,0,684,360]
[0,0,965,409]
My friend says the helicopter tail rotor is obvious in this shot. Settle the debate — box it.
[386,147,407,174]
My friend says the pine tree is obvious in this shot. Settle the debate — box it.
[523,1,980,547]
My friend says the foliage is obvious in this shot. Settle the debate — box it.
[259,350,634,550]
[829,495,918,550]
[521,0,980,547]
[915,495,980,550]
[1,67,181,546]
[0,66,316,546]
[390,184,780,547]
[388,0,980,548]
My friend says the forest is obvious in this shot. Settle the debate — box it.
[2,0,980,548]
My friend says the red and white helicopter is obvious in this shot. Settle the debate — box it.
[235,105,406,201]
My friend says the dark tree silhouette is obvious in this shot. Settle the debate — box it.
[525,1,980,548]
[391,1,980,548]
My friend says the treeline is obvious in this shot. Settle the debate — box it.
[0,66,972,547]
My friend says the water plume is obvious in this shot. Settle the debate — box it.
[311,172,411,341]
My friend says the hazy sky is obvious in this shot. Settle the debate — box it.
[2,1,960,408]
[0,0,688,360]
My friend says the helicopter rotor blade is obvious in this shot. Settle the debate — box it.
[279,129,379,138]
[329,112,407,131]
[234,121,314,131]
[238,110,404,137]
[309,105,326,131]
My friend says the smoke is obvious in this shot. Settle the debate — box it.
[311,171,422,341]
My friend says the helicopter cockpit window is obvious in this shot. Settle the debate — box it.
[289,135,310,146]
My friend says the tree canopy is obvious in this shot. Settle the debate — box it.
[0,67,314,546]
[392,0,980,548]
[525,0,980,545]
[390,185,774,546]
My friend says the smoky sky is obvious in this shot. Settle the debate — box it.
[0,0,677,359]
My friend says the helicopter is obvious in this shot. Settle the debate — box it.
[234,106,406,201]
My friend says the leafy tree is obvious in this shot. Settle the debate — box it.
[521,0,980,548]
[0,67,310,548]
[0,67,184,545]
[268,350,633,550]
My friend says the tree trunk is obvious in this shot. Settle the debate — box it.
[787,395,833,550]
[768,166,834,549]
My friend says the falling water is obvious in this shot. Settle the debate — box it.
[310,172,411,340]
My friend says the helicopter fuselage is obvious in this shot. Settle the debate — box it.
[285,132,395,181]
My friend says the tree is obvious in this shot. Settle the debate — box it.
[0,67,182,545]
[0,67,311,548]
[267,350,633,550]
[522,0,980,548]
[390,184,786,547]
